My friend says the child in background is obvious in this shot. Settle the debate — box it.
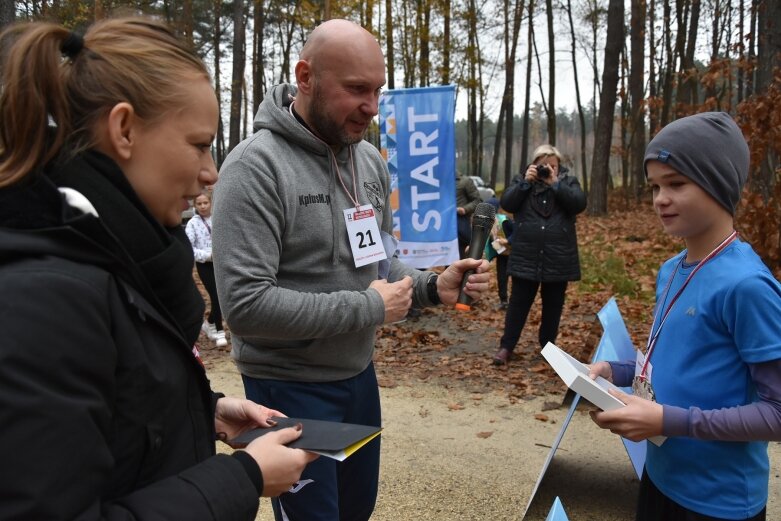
[185,192,227,347]
[484,196,512,309]
[589,112,781,521]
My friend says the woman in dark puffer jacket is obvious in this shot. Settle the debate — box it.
[492,145,587,365]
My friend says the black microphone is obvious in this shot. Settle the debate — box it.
[455,202,496,311]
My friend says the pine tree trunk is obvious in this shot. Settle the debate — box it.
[520,0,535,172]
[386,0,395,89]
[630,0,646,200]
[588,0,624,216]
[253,0,266,116]
[228,0,246,152]
[566,0,588,192]
[442,0,450,84]
[213,0,225,164]
[752,0,781,199]
[545,0,556,144]
[504,0,524,189]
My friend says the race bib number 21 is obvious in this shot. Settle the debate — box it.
[343,204,387,268]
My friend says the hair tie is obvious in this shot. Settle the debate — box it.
[61,32,84,59]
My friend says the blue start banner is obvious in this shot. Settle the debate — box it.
[379,85,459,269]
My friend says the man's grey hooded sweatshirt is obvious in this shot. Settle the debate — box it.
[212,84,434,382]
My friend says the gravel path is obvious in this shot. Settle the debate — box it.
[204,356,780,520]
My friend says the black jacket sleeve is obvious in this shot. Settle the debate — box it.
[500,175,532,214]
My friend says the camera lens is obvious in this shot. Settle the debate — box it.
[536,164,550,179]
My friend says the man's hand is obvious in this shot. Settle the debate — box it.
[370,276,413,323]
[436,259,491,306]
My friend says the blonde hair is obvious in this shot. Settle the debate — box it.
[531,144,562,164]
[0,17,210,188]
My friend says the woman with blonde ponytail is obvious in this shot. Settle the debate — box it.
[0,17,315,520]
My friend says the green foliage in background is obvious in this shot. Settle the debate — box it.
[579,248,638,299]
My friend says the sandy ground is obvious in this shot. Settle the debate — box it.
[205,353,781,521]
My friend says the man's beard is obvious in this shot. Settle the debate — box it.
[308,84,366,147]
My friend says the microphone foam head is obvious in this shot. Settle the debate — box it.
[473,202,496,229]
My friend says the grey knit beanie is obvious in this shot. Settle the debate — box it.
[644,112,749,215]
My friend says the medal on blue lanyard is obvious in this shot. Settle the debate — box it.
[632,230,739,402]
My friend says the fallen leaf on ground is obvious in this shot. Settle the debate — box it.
[377,377,398,388]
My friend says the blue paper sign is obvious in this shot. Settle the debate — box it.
[524,298,646,520]
[544,497,570,521]
[594,297,647,479]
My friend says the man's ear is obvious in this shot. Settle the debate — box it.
[103,102,137,161]
[295,59,313,95]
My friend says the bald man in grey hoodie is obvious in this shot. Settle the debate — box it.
[213,19,491,521]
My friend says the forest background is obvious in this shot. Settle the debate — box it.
[1,0,779,276]
[2,6,780,514]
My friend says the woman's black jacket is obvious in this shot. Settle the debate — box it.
[500,169,587,282]
[0,169,259,520]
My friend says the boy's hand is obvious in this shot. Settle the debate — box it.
[589,389,664,442]
[587,361,613,383]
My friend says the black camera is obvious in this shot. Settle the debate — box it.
[536,164,551,180]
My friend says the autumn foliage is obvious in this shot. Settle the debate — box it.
[736,69,781,278]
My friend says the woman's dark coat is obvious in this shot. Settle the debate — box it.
[500,169,587,282]
[0,159,259,520]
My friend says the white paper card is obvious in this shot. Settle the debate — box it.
[343,204,387,268]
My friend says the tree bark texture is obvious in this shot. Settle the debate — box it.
[588,0,624,215]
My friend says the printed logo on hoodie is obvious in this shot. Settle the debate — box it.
[298,193,331,207]
[364,181,384,211]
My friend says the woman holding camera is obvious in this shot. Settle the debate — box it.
[492,145,587,365]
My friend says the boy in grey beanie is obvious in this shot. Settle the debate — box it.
[588,112,781,520]
[643,111,749,215]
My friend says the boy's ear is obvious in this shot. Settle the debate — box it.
[103,102,138,161]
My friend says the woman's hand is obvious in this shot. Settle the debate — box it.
[524,162,559,185]
[242,425,320,497]
[214,396,285,447]
[524,164,539,182]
